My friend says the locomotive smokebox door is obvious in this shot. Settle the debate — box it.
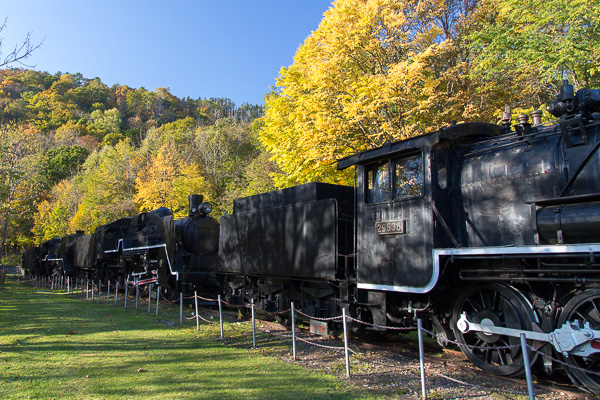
[339,143,435,293]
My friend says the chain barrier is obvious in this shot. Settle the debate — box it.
[432,372,528,398]
[525,343,600,378]
[421,327,521,352]
[294,309,344,322]
[294,335,358,355]
[346,316,414,331]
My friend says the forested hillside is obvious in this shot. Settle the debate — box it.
[0,69,276,259]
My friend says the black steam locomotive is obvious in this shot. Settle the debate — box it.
[25,195,220,296]
[24,82,600,393]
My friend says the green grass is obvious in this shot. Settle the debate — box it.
[0,281,378,400]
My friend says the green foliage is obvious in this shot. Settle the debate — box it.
[39,145,89,188]
[70,141,139,232]
[470,0,600,92]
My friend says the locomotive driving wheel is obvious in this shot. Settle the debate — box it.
[557,289,600,395]
[451,282,537,377]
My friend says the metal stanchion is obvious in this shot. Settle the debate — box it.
[180,293,183,325]
[251,299,256,349]
[148,284,152,314]
[91,280,95,301]
[417,318,427,400]
[194,291,199,331]
[86,278,89,299]
[343,308,351,379]
[115,282,119,306]
[291,302,297,360]
[135,281,139,310]
[125,275,129,308]
[107,281,111,304]
[520,333,535,400]
[218,295,224,339]
[98,281,102,302]
[67,277,70,294]
[155,286,159,317]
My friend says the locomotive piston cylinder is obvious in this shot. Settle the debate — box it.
[537,201,600,244]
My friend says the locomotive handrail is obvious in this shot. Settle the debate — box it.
[105,240,178,281]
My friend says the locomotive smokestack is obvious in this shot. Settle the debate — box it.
[189,194,204,216]
[501,106,511,127]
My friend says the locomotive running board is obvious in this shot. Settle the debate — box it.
[457,313,600,357]
[358,244,600,294]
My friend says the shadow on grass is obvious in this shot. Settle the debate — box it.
[0,281,368,399]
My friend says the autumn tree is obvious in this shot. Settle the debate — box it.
[39,145,88,188]
[470,0,600,99]
[260,0,521,186]
[70,140,139,232]
[134,142,208,218]
[193,118,263,214]
[32,180,80,242]
[0,123,44,256]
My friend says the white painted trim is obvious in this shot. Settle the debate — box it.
[358,244,600,294]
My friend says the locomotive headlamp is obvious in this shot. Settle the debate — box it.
[190,206,198,214]
[200,202,212,215]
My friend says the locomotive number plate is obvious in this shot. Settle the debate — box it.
[375,220,405,235]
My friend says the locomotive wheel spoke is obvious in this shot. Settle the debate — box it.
[557,289,600,395]
[451,282,537,377]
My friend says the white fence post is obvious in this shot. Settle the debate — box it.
[194,291,200,331]
[343,308,351,379]
[218,294,224,339]
[291,302,296,360]
[180,293,183,325]
[417,318,427,400]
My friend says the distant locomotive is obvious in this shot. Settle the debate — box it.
[23,81,600,394]
[23,195,219,296]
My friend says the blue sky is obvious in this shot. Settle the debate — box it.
[1,1,333,106]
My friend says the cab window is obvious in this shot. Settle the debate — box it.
[395,155,423,199]
[366,153,423,204]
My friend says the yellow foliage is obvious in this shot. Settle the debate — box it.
[260,0,503,186]
[134,143,207,218]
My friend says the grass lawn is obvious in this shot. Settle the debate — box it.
[0,280,380,400]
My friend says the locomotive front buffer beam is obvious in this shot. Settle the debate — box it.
[457,313,600,358]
